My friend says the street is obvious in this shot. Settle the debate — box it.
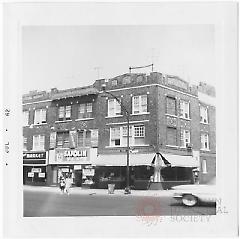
[24,187,216,217]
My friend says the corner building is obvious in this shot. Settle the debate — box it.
[22,72,216,189]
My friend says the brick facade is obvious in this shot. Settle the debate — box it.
[22,72,216,186]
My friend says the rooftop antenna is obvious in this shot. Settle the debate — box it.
[94,67,102,80]
[129,64,154,73]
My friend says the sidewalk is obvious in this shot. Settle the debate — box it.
[23,185,174,197]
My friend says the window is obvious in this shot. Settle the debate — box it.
[78,103,93,119]
[23,137,27,151]
[202,159,207,174]
[58,106,71,121]
[200,105,208,124]
[77,130,93,147]
[166,97,176,115]
[180,129,191,148]
[56,132,69,148]
[23,111,29,126]
[122,76,131,84]
[201,133,209,150]
[108,99,121,117]
[33,135,45,151]
[34,108,47,124]
[167,127,177,146]
[111,79,118,86]
[110,127,121,146]
[110,125,146,146]
[132,95,148,114]
[179,100,190,119]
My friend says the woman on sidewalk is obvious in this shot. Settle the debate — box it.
[65,174,72,195]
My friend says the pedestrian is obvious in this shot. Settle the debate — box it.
[59,177,66,194]
[65,174,72,195]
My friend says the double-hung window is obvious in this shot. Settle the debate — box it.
[110,125,146,146]
[200,133,209,150]
[23,111,29,126]
[58,106,71,121]
[56,132,70,148]
[77,130,92,147]
[180,129,191,148]
[132,95,148,114]
[33,135,45,151]
[166,127,177,146]
[179,100,190,119]
[78,103,93,119]
[34,108,47,124]
[166,97,176,116]
[200,105,208,124]
[108,99,121,117]
[23,137,27,151]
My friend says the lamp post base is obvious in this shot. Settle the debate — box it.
[124,187,131,194]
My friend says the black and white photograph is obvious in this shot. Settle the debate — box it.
[2,2,238,238]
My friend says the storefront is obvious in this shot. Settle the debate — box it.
[47,147,97,187]
[93,153,155,189]
[23,151,48,186]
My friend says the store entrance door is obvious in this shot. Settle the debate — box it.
[74,170,82,187]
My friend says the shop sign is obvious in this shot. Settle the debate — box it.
[39,173,45,178]
[74,165,82,170]
[28,172,34,177]
[49,148,91,165]
[82,168,95,176]
[32,168,41,173]
[23,152,46,159]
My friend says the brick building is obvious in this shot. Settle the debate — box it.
[22,72,216,189]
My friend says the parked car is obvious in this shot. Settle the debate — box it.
[171,178,216,207]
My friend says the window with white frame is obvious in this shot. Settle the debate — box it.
[108,99,121,117]
[110,125,145,146]
[23,111,29,126]
[78,103,93,119]
[200,105,208,124]
[33,135,45,151]
[132,95,148,114]
[201,133,209,150]
[58,105,71,121]
[23,137,27,151]
[180,129,191,148]
[179,100,190,119]
[34,108,47,124]
[202,159,207,174]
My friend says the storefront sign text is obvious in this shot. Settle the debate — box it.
[23,152,46,159]
[64,150,87,157]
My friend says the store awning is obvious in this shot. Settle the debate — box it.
[161,153,198,168]
[94,153,155,166]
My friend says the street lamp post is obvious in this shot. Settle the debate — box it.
[101,83,131,194]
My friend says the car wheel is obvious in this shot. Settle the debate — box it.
[182,194,198,207]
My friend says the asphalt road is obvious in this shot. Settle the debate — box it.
[24,190,216,217]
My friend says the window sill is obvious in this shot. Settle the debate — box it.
[131,112,150,116]
[165,114,178,118]
[33,123,48,126]
[179,117,191,121]
[200,122,209,125]
[75,118,94,121]
[200,149,210,152]
[166,145,179,148]
[55,120,72,123]
[105,115,124,119]
[106,144,150,148]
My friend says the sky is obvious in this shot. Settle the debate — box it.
[22,25,215,94]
